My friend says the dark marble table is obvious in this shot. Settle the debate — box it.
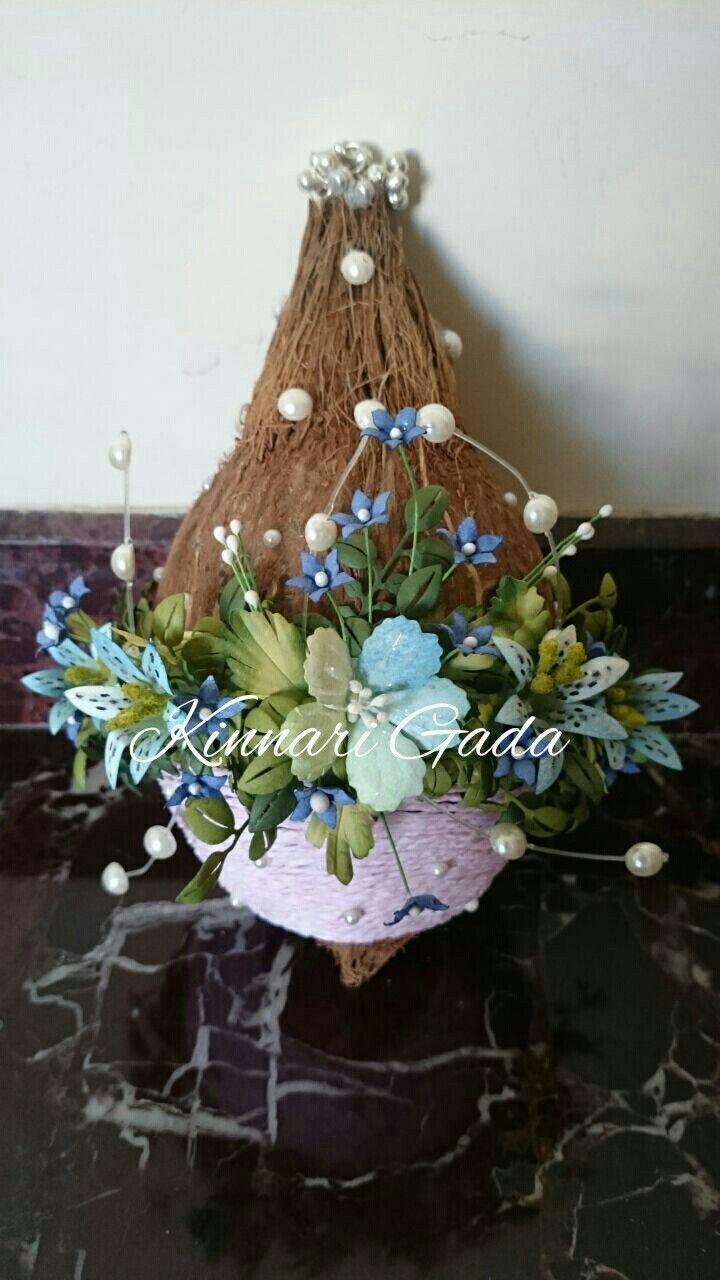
[1,725,718,1280]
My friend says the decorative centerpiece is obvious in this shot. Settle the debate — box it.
[21,143,698,985]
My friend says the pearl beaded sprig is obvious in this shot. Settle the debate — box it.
[298,143,410,211]
[213,521,261,609]
[101,824,178,895]
[107,431,135,631]
[486,821,668,878]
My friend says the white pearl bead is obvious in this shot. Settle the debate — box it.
[408,905,422,918]
[143,825,177,861]
[108,431,132,471]
[101,861,129,895]
[254,856,266,868]
[314,571,329,588]
[277,387,313,422]
[343,907,363,925]
[385,170,408,196]
[325,166,350,198]
[152,566,165,582]
[212,526,227,544]
[416,403,456,443]
[599,503,614,518]
[504,493,518,508]
[229,519,242,535]
[244,590,260,609]
[309,791,330,814]
[198,707,213,721]
[461,541,477,557]
[304,513,337,552]
[188,782,202,796]
[353,399,384,430]
[433,862,449,877]
[366,162,386,185]
[464,636,479,649]
[346,178,375,209]
[231,894,243,908]
[464,898,480,913]
[523,494,559,535]
[357,508,371,522]
[562,544,578,558]
[43,620,61,643]
[543,566,558,579]
[489,822,528,861]
[624,842,667,877]
[390,426,403,440]
[441,329,463,361]
[387,151,409,173]
[298,169,322,194]
[314,150,334,174]
[110,542,135,582]
[387,188,409,211]
[263,528,282,548]
[340,249,375,286]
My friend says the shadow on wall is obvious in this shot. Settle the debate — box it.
[400,154,625,511]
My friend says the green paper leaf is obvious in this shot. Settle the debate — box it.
[417,536,454,571]
[219,578,246,624]
[325,803,375,885]
[343,613,372,660]
[239,752,293,795]
[152,593,186,650]
[305,814,330,849]
[599,573,618,609]
[176,850,227,904]
[184,795,235,845]
[396,565,441,619]
[404,485,449,532]
[249,828,277,861]
[183,617,227,681]
[563,750,605,803]
[227,609,306,697]
[248,784,297,833]
[336,532,377,571]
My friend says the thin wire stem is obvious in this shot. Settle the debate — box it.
[324,436,369,515]
[364,528,373,623]
[328,594,347,643]
[381,814,412,896]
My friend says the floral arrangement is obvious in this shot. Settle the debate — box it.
[22,406,698,919]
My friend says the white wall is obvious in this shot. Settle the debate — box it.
[1,0,718,515]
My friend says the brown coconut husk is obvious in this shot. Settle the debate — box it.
[160,193,540,984]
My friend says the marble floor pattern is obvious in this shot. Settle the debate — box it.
[1,725,719,1279]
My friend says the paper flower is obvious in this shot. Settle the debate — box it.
[493,722,553,788]
[286,617,470,812]
[330,489,391,539]
[436,517,503,566]
[64,628,179,787]
[289,783,354,829]
[286,548,354,602]
[173,675,246,744]
[166,771,229,807]
[438,610,499,658]
[384,895,449,926]
[603,671,699,773]
[361,407,426,449]
[35,576,90,651]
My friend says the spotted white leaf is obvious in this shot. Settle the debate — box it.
[495,694,531,726]
[141,642,171,694]
[89,628,143,685]
[535,748,564,794]
[21,668,69,698]
[105,728,133,788]
[65,684,131,721]
[47,638,94,669]
[605,738,627,771]
[627,691,699,722]
[627,725,682,771]
[128,717,169,784]
[492,636,534,690]
[48,697,72,735]
[542,697,627,740]
[553,656,629,703]
[624,671,683,694]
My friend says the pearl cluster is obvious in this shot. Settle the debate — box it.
[214,521,260,609]
[298,143,410,211]
[101,824,177,896]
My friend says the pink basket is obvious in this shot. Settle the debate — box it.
[163,780,506,944]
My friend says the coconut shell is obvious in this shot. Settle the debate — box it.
[159,193,541,982]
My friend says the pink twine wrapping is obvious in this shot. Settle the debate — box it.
[161,782,505,943]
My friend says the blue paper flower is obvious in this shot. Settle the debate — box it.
[361,407,427,449]
[331,489,391,539]
[290,783,355,829]
[493,723,553,788]
[173,675,246,744]
[436,517,503,566]
[438,610,499,658]
[585,634,609,660]
[384,894,449,926]
[166,771,229,807]
[62,707,85,745]
[286,548,354,602]
[35,576,89,650]
[601,752,641,787]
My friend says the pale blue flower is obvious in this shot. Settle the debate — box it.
[436,517,503,566]
[286,548,354,602]
[331,489,391,539]
[362,407,426,449]
[289,783,354,829]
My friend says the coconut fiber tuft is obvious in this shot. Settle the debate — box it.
[159,194,540,983]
